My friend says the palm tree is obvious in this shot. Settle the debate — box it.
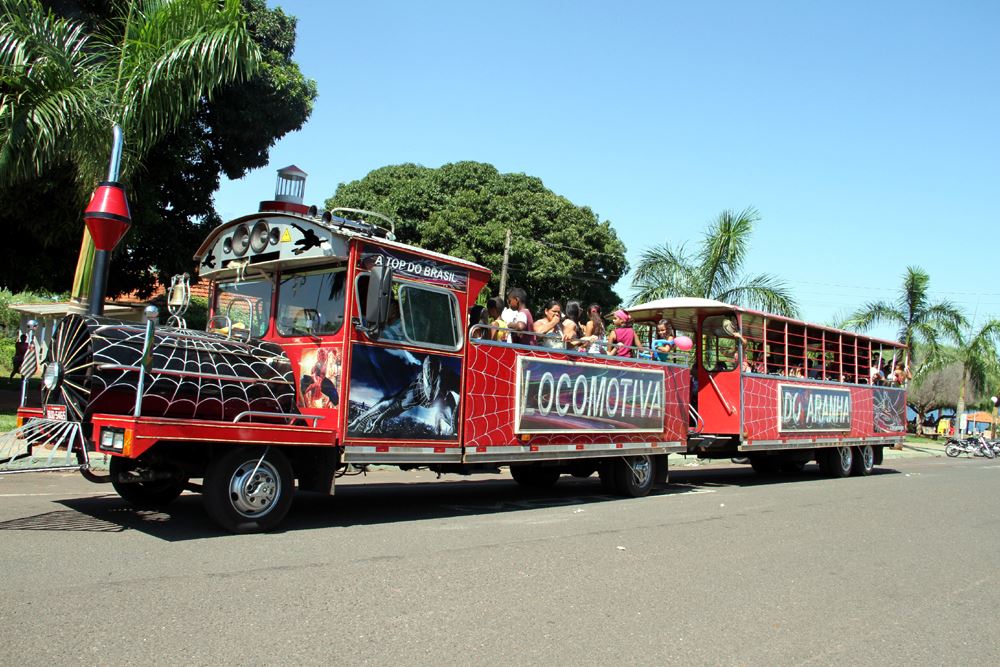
[846,266,966,368]
[946,320,1000,431]
[629,206,799,316]
[0,0,261,297]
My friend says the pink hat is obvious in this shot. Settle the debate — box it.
[613,309,631,322]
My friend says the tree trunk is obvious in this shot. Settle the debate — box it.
[956,374,967,435]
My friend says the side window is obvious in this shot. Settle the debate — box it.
[702,315,739,372]
[276,268,347,337]
[214,279,272,338]
[388,284,461,349]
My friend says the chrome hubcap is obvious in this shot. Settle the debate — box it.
[838,447,852,471]
[861,445,874,470]
[228,459,281,518]
[627,456,651,486]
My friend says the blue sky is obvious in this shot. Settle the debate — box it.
[215,0,999,338]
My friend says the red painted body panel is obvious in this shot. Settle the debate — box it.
[696,368,740,434]
[91,414,336,459]
[463,340,690,451]
[739,374,906,445]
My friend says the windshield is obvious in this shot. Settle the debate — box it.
[214,279,272,338]
[277,268,347,337]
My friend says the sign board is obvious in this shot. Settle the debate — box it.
[515,357,665,434]
[778,384,851,432]
[359,244,468,292]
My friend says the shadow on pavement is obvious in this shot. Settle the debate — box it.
[0,461,904,541]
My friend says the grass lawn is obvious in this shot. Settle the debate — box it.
[0,413,15,432]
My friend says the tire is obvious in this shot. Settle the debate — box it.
[509,464,561,488]
[749,456,781,475]
[612,455,655,497]
[110,457,188,510]
[203,447,294,533]
[825,446,853,478]
[945,444,961,458]
[851,444,874,476]
[982,445,996,460]
[778,460,807,474]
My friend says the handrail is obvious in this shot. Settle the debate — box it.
[689,405,706,433]
[468,323,689,363]
[706,371,736,415]
[232,411,326,427]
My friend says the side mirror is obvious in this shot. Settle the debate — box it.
[364,264,393,336]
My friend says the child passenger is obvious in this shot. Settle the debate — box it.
[607,309,642,357]
[652,319,675,361]
[583,304,606,354]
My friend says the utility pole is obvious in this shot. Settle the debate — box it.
[498,227,512,300]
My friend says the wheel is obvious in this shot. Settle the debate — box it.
[509,464,561,488]
[203,447,294,533]
[778,460,807,474]
[612,455,655,497]
[945,444,961,458]
[749,456,781,475]
[983,445,996,459]
[851,444,874,476]
[825,446,853,478]
[110,457,188,509]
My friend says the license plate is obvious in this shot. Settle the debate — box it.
[45,405,67,421]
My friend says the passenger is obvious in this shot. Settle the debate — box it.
[533,299,565,348]
[869,360,885,385]
[607,309,642,357]
[583,304,606,354]
[652,319,675,361]
[10,332,27,379]
[486,296,506,341]
[501,288,532,344]
[891,362,912,386]
[468,304,487,339]
[563,301,588,351]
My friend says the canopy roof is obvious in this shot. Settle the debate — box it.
[625,297,904,348]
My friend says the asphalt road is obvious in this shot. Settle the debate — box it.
[0,457,998,666]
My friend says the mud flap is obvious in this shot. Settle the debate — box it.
[0,418,89,474]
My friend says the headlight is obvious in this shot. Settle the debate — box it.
[42,362,62,391]
[98,426,127,452]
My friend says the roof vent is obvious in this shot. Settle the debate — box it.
[274,165,307,204]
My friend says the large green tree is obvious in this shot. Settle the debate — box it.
[325,162,629,309]
[629,206,798,316]
[846,266,966,367]
[0,0,315,296]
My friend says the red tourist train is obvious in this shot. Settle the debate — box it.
[3,169,907,532]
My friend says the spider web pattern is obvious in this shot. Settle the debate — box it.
[463,342,689,449]
[49,315,298,423]
[742,375,894,442]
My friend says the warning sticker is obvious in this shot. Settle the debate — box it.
[280,228,292,243]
